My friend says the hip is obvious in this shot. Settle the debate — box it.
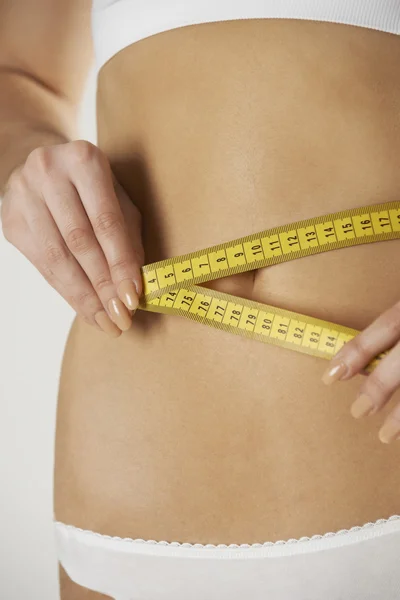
[54,234,400,544]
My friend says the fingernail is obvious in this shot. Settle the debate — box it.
[350,394,374,419]
[117,280,139,311]
[321,361,348,386]
[108,297,132,331]
[134,279,142,297]
[378,419,400,444]
[94,310,121,338]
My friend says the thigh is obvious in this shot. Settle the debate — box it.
[59,564,113,600]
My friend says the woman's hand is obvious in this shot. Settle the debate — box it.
[321,303,400,444]
[1,140,144,337]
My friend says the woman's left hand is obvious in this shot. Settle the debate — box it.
[321,301,400,445]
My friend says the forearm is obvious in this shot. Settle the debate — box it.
[0,69,78,195]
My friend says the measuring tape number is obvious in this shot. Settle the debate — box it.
[139,201,400,372]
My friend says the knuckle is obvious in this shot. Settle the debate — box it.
[41,262,56,283]
[28,146,53,174]
[6,165,23,188]
[44,243,69,267]
[350,334,372,360]
[367,373,391,399]
[6,169,28,197]
[71,289,98,312]
[65,226,93,254]
[79,313,95,326]
[92,273,112,293]
[69,140,98,165]
[110,255,131,275]
[94,211,122,236]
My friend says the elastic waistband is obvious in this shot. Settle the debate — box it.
[54,514,400,559]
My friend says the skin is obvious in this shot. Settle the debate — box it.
[0,6,400,599]
[0,0,92,184]
[0,0,144,335]
[2,142,144,333]
[55,20,400,597]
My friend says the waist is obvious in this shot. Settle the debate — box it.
[55,20,400,541]
[57,224,400,540]
[91,17,400,385]
[97,19,400,260]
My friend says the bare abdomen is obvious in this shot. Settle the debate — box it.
[54,19,400,545]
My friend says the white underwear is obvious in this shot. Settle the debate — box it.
[92,0,400,76]
[55,515,400,599]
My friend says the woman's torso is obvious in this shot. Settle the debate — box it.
[54,19,400,545]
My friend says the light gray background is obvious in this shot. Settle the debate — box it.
[0,66,97,600]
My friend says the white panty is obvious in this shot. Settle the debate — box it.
[54,514,400,600]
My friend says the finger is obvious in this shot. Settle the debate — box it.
[117,185,145,296]
[321,302,400,385]
[22,193,121,337]
[379,397,400,445]
[349,340,400,425]
[109,175,145,299]
[42,176,132,332]
[37,255,122,338]
[64,142,142,307]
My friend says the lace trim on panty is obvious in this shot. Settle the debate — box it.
[55,514,400,549]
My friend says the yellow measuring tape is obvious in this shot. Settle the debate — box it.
[139,201,400,373]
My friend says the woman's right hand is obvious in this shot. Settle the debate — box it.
[1,140,145,337]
